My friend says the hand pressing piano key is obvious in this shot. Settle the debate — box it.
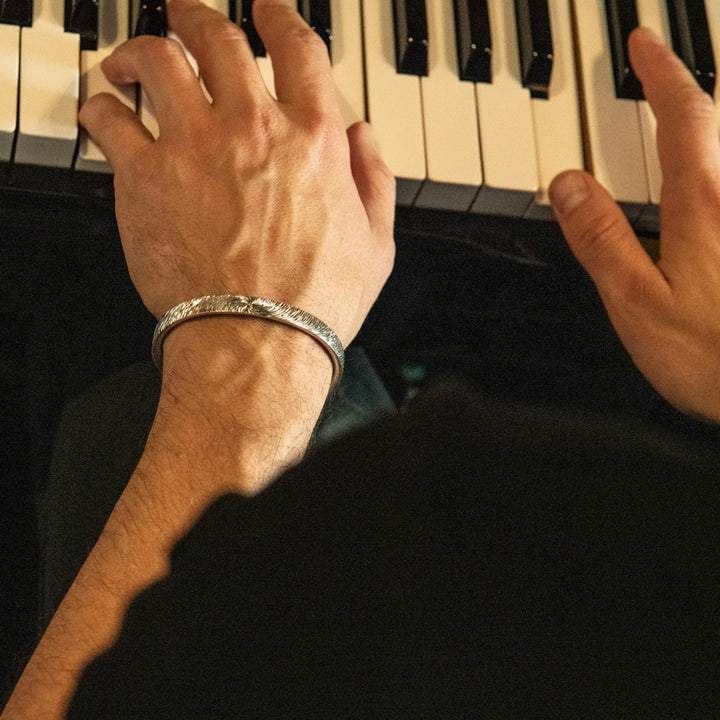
[76,0,134,172]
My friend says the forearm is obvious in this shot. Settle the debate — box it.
[1,319,332,719]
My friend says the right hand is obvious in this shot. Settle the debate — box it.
[79,0,395,350]
[550,28,720,424]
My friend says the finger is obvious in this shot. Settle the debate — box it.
[549,170,668,308]
[78,92,153,171]
[629,27,720,195]
[166,0,269,112]
[347,122,396,242]
[101,34,208,133]
[252,0,338,116]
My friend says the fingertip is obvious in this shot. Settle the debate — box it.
[549,170,592,217]
[78,92,152,169]
[347,121,380,156]
[100,52,136,86]
[78,91,118,131]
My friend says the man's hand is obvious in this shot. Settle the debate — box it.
[1,6,394,719]
[550,27,720,424]
[79,0,395,350]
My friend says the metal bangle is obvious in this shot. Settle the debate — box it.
[152,295,345,388]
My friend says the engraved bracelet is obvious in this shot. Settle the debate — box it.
[151,295,345,388]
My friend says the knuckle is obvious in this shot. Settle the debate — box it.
[241,103,280,145]
[141,35,187,66]
[289,25,328,56]
[574,212,627,260]
[303,111,339,142]
[196,15,245,46]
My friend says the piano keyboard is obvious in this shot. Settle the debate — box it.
[1,0,719,234]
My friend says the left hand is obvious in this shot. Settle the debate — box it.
[550,28,720,423]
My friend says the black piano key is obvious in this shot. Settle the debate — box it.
[514,0,553,99]
[65,0,98,51]
[134,1,167,38]
[0,0,32,26]
[297,0,332,60]
[229,0,265,57]
[392,0,428,76]
[604,0,643,100]
[453,0,492,83]
[666,0,716,96]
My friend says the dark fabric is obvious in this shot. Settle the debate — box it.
[66,379,720,718]
[36,347,394,632]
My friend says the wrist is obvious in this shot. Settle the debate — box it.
[146,316,333,495]
[152,295,345,388]
[160,314,333,395]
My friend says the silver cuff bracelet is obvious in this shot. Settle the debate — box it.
[151,295,345,388]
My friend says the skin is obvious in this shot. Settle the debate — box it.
[550,28,720,424]
[1,6,718,719]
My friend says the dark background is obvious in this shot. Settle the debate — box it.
[2,186,718,703]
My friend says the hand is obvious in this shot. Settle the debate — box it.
[549,27,720,424]
[78,0,395,350]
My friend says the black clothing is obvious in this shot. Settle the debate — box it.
[66,380,720,717]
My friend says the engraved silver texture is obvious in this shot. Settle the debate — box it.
[152,295,344,387]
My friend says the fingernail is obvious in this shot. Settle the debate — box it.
[550,171,590,216]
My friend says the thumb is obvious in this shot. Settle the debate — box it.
[346,121,396,241]
[549,170,666,308]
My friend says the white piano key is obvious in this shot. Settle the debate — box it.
[76,0,135,172]
[634,0,672,232]
[471,0,538,217]
[414,0,482,211]
[329,0,364,127]
[15,0,80,167]
[362,0,426,205]
[0,24,20,161]
[524,0,585,220]
[571,0,648,222]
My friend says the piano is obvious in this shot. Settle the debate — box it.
[1,0,719,234]
[3,3,720,694]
